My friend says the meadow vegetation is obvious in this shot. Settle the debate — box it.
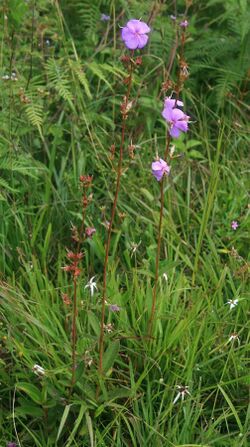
[0,1,249,446]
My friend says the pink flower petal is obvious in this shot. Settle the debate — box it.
[127,19,150,34]
[162,106,172,122]
[176,120,188,132]
[170,126,181,138]
[171,108,186,121]
[152,161,163,171]
[137,34,149,49]
[164,97,184,109]
[121,28,140,49]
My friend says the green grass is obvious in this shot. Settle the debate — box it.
[0,0,249,446]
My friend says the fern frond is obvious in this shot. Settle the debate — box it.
[25,101,43,129]
[45,58,75,109]
[69,60,92,99]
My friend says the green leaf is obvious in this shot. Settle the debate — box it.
[218,384,244,432]
[17,383,43,405]
[88,311,100,336]
[9,0,28,25]
[103,340,120,373]
[188,149,205,159]
[16,398,44,417]
[65,404,86,447]
[85,411,94,447]
[56,404,72,441]
[86,62,113,90]
[186,139,202,149]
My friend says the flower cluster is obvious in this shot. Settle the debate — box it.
[62,251,84,277]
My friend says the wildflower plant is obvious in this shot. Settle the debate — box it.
[62,174,94,387]
[148,12,191,335]
[99,18,151,375]
[0,2,249,445]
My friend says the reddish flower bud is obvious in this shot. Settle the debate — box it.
[135,56,142,66]
[62,293,71,305]
[67,251,75,260]
[79,175,93,187]
[62,265,73,272]
[85,227,96,238]
[120,55,130,65]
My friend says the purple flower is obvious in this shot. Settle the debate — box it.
[162,96,190,138]
[121,19,151,50]
[7,443,17,447]
[180,20,189,28]
[101,14,110,21]
[85,227,96,238]
[152,158,170,181]
[109,304,121,312]
[163,97,184,110]
[231,220,239,230]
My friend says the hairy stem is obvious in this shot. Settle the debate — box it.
[71,273,78,387]
[99,55,134,374]
[70,190,87,389]
[148,133,171,336]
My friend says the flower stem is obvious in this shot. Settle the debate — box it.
[70,189,88,389]
[148,132,171,337]
[99,55,134,375]
[71,273,78,387]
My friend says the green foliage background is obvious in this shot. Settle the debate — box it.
[0,1,249,446]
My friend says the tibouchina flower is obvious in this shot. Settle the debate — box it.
[152,158,171,181]
[163,97,184,110]
[180,20,189,28]
[121,19,151,50]
[162,97,190,138]
[100,14,110,21]
[109,304,121,312]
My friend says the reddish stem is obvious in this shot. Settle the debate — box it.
[148,132,171,336]
[71,273,78,387]
[70,189,88,389]
[99,54,134,374]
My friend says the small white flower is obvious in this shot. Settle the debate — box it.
[2,75,10,80]
[228,332,240,344]
[11,72,18,81]
[173,385,191,404]
[84,351,93,368]
[162,272,168,282]
[32,364,45,376]
[226,299,238,310]
[129,240,141,256]
[104,323,113,333]
[85,276,97,297]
